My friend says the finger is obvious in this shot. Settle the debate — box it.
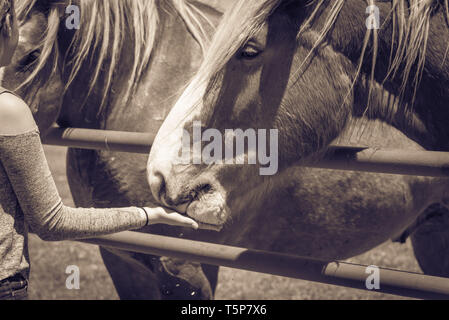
[144,207,199,229]
[169,214,199,229]
[160,211,199,229]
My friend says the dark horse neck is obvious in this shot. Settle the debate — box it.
[326,0,449,151]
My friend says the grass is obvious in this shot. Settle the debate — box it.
[27,145,422,300]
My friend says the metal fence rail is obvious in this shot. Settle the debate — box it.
[43,127,449,177]
[81,231,449,300]
[42,127,449,299]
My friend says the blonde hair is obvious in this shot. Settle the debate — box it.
[188,0,449,115]
[14,0,213,114]
[172,0,280,124]
[0,0,12,17]
[0,0,12,31]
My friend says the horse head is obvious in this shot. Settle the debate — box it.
[147,0,449,231]
[1,0,66,134]
[147,0,356,230]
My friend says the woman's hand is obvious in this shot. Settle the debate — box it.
[143,207,199,229]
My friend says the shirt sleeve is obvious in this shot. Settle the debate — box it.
[0,127,147,241]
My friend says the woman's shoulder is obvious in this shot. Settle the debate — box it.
[0,89,36,135]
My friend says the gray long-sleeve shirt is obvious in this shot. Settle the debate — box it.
[0,126,147,281]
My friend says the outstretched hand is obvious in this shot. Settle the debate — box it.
[144,207,199,229]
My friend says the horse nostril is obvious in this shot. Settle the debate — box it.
[148,157,174,205]
[155,172,167,203]
[148,169,167,205]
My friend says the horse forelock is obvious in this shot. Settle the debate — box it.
[14,0,212,114]
[199,0,279,82]
[9,0,60,105]
[175,0,281,126]
[187,0,449,126]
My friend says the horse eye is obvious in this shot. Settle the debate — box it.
[239,45,262,60]
[18,49,41,71]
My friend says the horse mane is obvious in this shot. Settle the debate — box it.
[167,0,281,128]
[190,0,449,118]
[14,0,213,114]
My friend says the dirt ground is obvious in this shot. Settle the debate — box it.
[27,145,422,300]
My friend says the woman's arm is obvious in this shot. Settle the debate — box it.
[0,94,197,241]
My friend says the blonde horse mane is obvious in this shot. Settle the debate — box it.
[14,0,214,114]
[190,0,449,117]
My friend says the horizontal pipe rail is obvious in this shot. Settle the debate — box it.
[44,127,449,298]
[43,127,449,177]
[80,231,449,300]
[43,127,154,154]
